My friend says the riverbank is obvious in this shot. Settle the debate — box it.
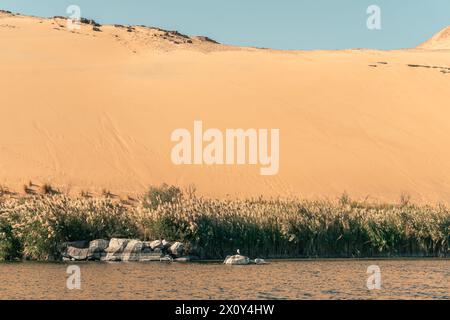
[0,187,448,261]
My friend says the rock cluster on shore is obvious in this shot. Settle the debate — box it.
[61,238,191,262]
[62,239,268,265]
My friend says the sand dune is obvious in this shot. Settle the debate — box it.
[1,11,450,203]
[418,26,450,50]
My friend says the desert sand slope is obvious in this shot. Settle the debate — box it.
[418,26,450,50]
[1,12,450,203]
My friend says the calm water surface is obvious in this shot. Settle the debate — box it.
[0,259,448,299]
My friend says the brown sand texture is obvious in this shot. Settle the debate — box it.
[1,11,450,203]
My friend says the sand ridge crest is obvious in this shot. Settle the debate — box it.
[418,26,450,50]
[0,11,234,54]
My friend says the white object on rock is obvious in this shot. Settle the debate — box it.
[223,254,250,265]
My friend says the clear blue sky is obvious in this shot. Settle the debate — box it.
[2,0,449,50]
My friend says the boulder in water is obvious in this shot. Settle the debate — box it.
[253,258,268,265]
[223,254,250,265]
[169,242,184,257]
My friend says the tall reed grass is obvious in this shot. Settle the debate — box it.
[0,190,448,260]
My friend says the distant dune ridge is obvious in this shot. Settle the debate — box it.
[1,11,450,203]
[418,26,450,50]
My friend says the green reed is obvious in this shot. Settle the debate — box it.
[0,192,448,260]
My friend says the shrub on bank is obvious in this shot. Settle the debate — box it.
[135,198,449,258]
[143,184,182,209]
[0,196,140,260]
[0,191,448,261]
[0,216,21,261]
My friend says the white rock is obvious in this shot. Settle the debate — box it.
[162,239,171,249]
[122,240,144,261]
[149,240,163,250]
[253,258,268,265]
[223,254,250,265]
[169,242,184,257]
[104,238,129,261]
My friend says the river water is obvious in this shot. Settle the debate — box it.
[0,259,448,299]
